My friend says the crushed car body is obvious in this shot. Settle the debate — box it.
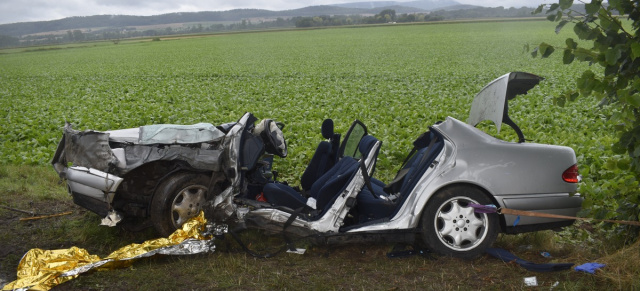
[52,72,583,258]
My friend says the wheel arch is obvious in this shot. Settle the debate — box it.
[114,160,215,216]
[149,170,214,236]
[421,182,507,233]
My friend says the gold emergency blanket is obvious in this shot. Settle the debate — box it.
[2,212,213,291]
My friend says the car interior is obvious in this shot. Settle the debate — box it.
[260,119,445,227]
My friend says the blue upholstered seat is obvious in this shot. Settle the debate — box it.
[355,178,395,222]
[355,131,445,222]
[299,119,340,191]
[263,134,380,216]
[263,157,359,210]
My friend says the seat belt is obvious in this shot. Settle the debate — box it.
[359,159,377,199]
[383,136,438,194]
[281,206,307,251]
[398,131,431,169]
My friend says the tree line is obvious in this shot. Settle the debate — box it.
[294,9,444,27]
[0,6,542,48]
[4,18,295,47]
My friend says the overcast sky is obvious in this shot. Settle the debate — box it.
[0,0,547,25]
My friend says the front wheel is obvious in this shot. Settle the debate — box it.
[420,186,499,259]
[150,172,209,237]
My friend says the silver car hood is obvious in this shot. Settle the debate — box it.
[467,72,543,133]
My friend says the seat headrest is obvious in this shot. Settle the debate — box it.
[358,135,379,159]
[321,119,334,139]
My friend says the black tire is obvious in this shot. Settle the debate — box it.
[151,172,209,237]
[420,186,499,259]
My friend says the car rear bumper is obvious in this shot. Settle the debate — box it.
[498,193,583,231]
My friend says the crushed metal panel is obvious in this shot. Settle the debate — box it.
[104,127,139,143]
[138,123,225,145]
[61,124,117,172]
[121,145,222,171]
[64,166,123,202]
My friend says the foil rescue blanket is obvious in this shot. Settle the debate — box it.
[2,212,214,291]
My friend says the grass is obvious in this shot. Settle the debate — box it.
[0,164,637,290]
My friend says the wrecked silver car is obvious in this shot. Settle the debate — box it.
[52,72,582,258]
[52,114,287,235]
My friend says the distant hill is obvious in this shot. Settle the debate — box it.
[435,4,483,11]
[0,1,539,38]
[0,5,428,37]
[333,0,461,10]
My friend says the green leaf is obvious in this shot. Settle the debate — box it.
[547,13,557,22]
[580,165,590,176]
[568,91,579,101]
[574,22,592,40]
[612,141,628,154]
[547,3,560,13]
[530,46,538,58]
[539,42,555,58]
[594,36,609,53]
[585,1,601,14]
[598,9,614,31]
[628,94,640,108]
[631,43,640,60]
[588,27,602,40]
[618,159,631,171]
[555,20,569,34]
[563,48,575,64]
[607,0,623,13]
[577,70,596,95]
[634,144,640,158]
[605,46,621,65]
[565,38,577,49]
[556,11,563,22]
[633,79,640,91]
[554,96,566,107]
[574,47,596,61]
[533,4,544,15]
[559,0,573,10]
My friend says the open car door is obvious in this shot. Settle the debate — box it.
[338,120,368,159]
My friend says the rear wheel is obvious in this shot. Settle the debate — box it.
[151,172,209,237]
[420,186,499,259]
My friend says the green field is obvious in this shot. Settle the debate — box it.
[0,20,624,211]
[0,20,616,179]
[1,19,636,289]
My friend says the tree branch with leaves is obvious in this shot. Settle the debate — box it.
[531,0,640,232]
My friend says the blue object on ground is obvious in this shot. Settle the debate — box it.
[575,262,606,274]
[486,248,574,272]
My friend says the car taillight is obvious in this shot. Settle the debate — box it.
[562,164,580,183]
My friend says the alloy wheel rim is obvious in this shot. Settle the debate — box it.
[434,196,488,251]
[170,185,207,229]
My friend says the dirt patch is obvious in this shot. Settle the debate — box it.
[0,199,611,290]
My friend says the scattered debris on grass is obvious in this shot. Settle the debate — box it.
[2,213,216,291]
